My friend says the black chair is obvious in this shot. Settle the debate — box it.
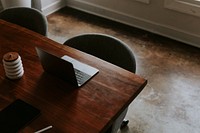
[0,7,48,36]
[63,33,136,133]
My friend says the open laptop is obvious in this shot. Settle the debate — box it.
[35,47,99,87]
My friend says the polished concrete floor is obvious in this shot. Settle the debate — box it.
[47,7,200,133]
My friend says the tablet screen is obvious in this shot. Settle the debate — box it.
[0,99,40,133]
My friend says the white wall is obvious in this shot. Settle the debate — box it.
[0,0,66,16]
[66,0,200,48]
[35,0,66,15]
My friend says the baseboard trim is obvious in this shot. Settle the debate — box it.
[66,0,200,48]
[42,0,66,16]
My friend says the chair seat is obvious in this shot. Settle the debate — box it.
[0,7,48,36]
[64,33,136,73]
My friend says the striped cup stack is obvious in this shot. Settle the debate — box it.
[3,52,24,80]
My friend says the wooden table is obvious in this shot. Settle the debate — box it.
[0,19,147,133]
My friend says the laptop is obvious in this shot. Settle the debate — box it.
[35,47,99,87]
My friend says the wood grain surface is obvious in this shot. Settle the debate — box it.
[0,19,147,133]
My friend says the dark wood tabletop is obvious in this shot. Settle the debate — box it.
[0,19,147,133]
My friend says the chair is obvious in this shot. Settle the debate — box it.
[63,33,136,133]
[0,7,48,36]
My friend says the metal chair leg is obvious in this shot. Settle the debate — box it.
[120,119,129,129]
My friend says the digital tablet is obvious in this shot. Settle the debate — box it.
[0,99,40,133]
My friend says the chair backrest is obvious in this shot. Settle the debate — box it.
[63,33,136,73]
[0,7,48,36]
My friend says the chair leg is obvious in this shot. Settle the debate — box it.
[120,119,129,129]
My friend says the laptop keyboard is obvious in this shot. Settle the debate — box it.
[74,69,91,85]
[61,55,99,86]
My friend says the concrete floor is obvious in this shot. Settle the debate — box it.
[47,7,200,133]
